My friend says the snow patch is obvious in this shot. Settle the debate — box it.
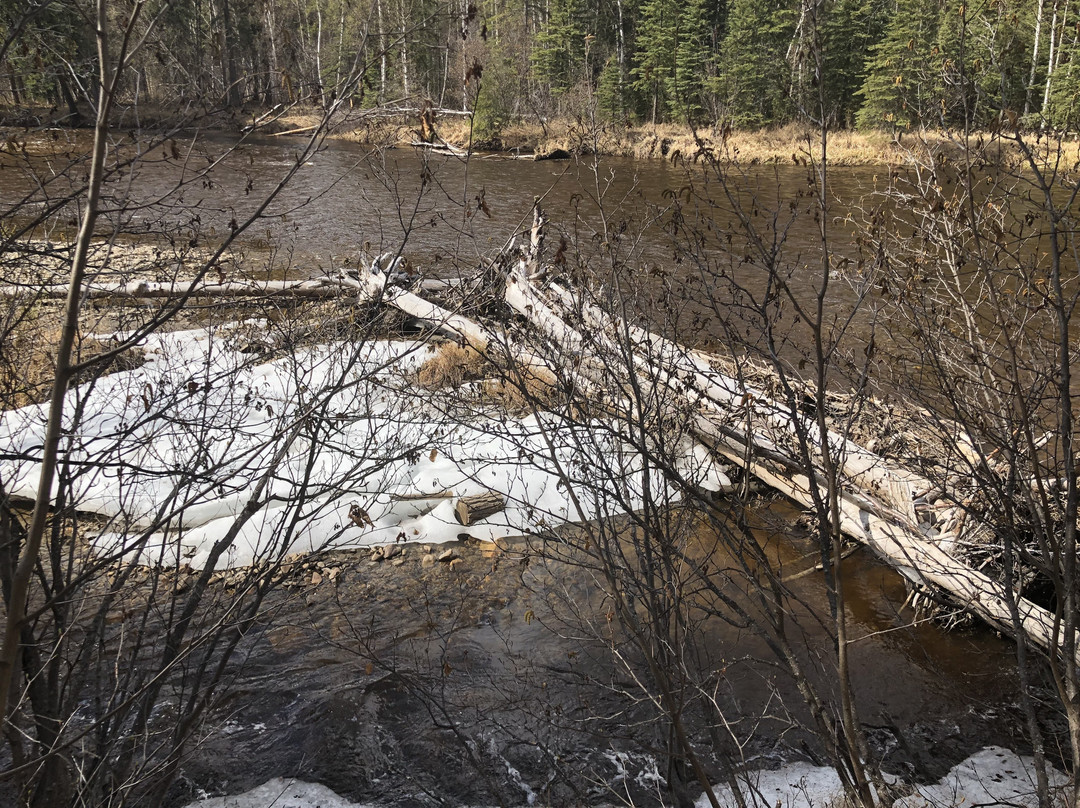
[180,746,1069,808]
[186,777,374,808]
[894,746,1070,808]
[699,746,1069,808]
[0,326,728,568]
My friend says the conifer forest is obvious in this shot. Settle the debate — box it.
[3,0,1080,132]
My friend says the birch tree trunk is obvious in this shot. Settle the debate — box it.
[265,3,281,104]
[376,0,388,102]
[1026,0,1046,116]
[399,0,410,101]
[315,0,325,105]
[1041,0,1060,116]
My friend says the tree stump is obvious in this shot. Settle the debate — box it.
[454,492,505,525]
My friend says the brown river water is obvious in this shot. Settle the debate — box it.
[0,132,1062,806]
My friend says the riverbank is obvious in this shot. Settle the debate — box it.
[7,102,1073,167]
[297,109,1008,166]
[244,108,1080,166]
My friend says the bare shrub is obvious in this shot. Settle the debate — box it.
[0,316,104,409]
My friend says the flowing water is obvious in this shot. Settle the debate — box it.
[0,133,1060,806]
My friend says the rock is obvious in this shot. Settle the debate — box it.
[311,571,323,586]
[392,558,406,567]
[383,544,401,560]
[437,549,457,563]
[449,558,463,571]
[327,567,341,582]
[421,554,436,568]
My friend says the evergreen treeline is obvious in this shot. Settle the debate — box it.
[2,0,1080,131]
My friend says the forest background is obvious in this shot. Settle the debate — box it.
[4,0,1080,143]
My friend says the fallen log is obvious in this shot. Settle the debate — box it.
[363,255,557,389]
[364,260,496,354]
[503,271,1079,667]
[0,278,356,300]
[696,411,1076,668]
[410,141,469,157]
[391,490,455,502]
[455,492,506,525]
[544,280,932,525]
[0,274,461,301]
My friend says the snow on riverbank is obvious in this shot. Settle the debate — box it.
[700,746,1069,808]
[182,747,1068,808]
[0,324,727,568]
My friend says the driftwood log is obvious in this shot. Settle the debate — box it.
[499,267,1080,668]
[0,274,459,301]
[348,250,1075,672]
[454,492,506,525]
[361,255,558,388]
[390,490,455,502]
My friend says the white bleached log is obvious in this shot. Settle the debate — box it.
[0,274,460,301]
[0,278,357,300]
[506,273,1077,667]
[694,408,1073,667]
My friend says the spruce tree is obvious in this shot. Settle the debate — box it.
[671,0,715,122]
[934,0,1031,127]
[855,0,943,129]
[532,0,587,95]
[819,0,887,126]
[1046,1,1080,129]
[715,0,797,127]
[632,0,680,121]
[597,55,632,120]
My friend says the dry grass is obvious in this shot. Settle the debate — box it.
[524,121,941,165]
[480,374,555,413]
[328,111,1080,167]
[417,342,487,389]
[416,340,556,409]
[334,115,913,164]
[0,317,107,409]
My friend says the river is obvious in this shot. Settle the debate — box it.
[2,130,876,281]
[0,132,1062,806]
